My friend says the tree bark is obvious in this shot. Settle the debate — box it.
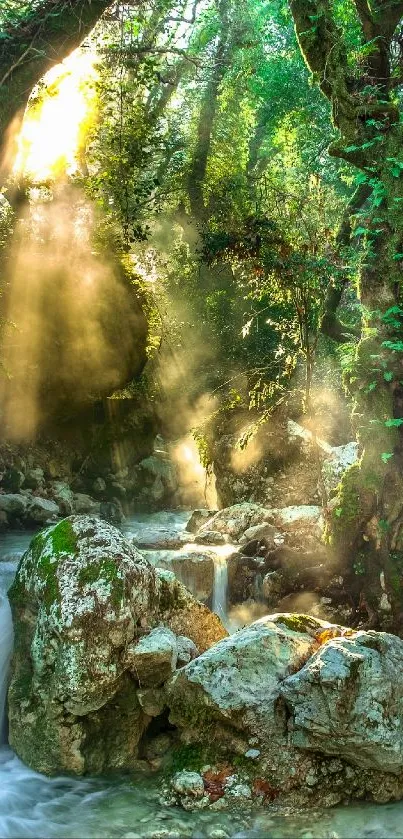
[0,0,111,181]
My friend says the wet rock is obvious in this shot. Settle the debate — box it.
[125,627,178,687]
[197,503,271,542]
[8,517,225,776]
[100,499,124,524]
[25,497,60,524]
[282,630,403,775]
[137,687,165,717]
[186,510,218,533]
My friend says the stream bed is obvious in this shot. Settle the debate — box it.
[1,513,403,838]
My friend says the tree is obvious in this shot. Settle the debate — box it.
[288,0,403,628]
[0,0,111,180]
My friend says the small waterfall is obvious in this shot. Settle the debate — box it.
[212,553,229,625]
[0,593,13,743]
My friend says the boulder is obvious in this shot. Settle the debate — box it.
[2,468,25,493]
[51,481,74,517]
[238,522,277,547]
[196,503,271,542]
[186,510,218,533]
[149,550,215,603]
[73,493,101,516]
[132,530,192,551]
[0,493,28,517]
[24,467,45,491]
[125,627,178,687]
[25,497,60,524]
[139,455,178,496]
[167,613,330,750]
[8,516,226,776]
[282,630,403,775]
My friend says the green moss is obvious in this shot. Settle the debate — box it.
[274,614,319,634]
[78,559,124,610]
[50,519,77,556]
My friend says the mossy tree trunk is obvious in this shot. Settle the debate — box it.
[289,0,403,629]
[0,0,111,182]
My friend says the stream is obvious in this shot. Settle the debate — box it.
[0,513,403,838]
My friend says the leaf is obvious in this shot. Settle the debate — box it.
[383,371,393,382]
[381,452,393,463]
[385,418,403,427]
[393,253,403,261]
[335,507,343,517]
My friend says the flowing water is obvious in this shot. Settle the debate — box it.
[0,514,403,838]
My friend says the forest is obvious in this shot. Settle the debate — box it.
[1,1,403,837]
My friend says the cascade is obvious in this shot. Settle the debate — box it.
[212,552,229,625]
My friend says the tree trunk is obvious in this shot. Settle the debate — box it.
[289,0,403,630]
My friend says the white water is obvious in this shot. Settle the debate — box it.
[212,552,229,624]
[1,515,403,837]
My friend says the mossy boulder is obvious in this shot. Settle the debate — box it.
[7,516,226,776]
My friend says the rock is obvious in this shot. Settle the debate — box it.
[2,468,25,493]
[155,569,227,654]
[282,630,403,775]
[139,455,178,496]
[8,517,225,776]
[137,687,165,717]
[176,635,199,665]
[92,477,106,495]
[238,523,277,547]
[73,493,101,516]
[133,530,192,551]
[51,482,74,516]
[125,627,178,687]
[0,493,28,517]
[262,571,283,603]
[172,771,205,798]
[151,550,215,603]
[197,503,271,542]
[100,500,124,524]
[167,613,331,750]
[25,497,60,524]
[322,442,359,497]
[186,510,218,534]
[273,505,323,531]
[24,467,45,490]
[194,531,228,546]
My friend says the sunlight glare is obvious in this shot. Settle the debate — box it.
[14,50,97,180]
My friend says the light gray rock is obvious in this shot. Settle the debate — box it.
[176,635,199,665]
[238,522,277,546]
[172,770,205,798]
[0,494,28,517]
[8,516,227,777]
[167,614,332,746]
[51,481,74,516]
[133,530,192,551]
[186,510,218,533]
[26,497,60,524]
[73,493,101,515]
[148,550,215,603]
[282,630,403,774]
[125,627,178,687]
[322,442,359,497]
[197,503,271,542]
[139,455,178,494]
[92,477,106,495]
